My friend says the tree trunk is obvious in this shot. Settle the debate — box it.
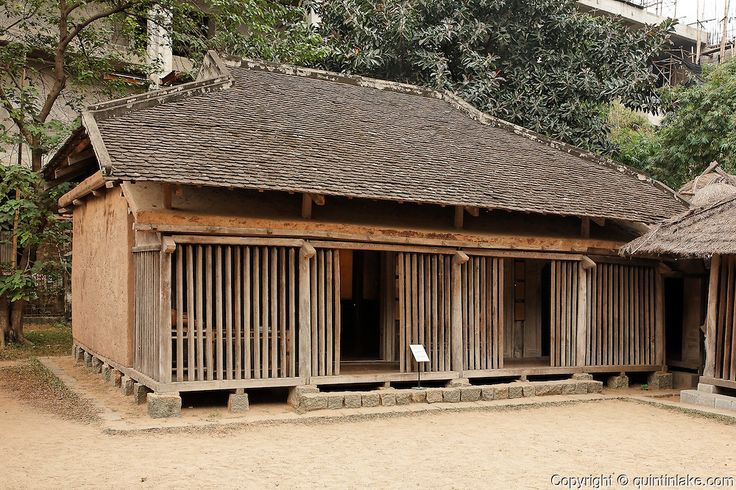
[0,295,8,349]
[9,299,27,345]
[31,146,43,172]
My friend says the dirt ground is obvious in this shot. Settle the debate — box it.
[2,380,736,489]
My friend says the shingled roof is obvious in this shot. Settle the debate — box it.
[52,52,686,224]
[622,195,736,257]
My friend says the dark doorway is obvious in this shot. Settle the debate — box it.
[505,259,551,364]
[339,250,381,360]
[665,277,685,363]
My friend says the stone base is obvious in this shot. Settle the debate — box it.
[607,373,629,389]
[647,371,673,390]
[83,352,92,368]
[120,375,135,396]
[572,373,593,381]
[681,389,736,412]
[228,393,250,413]
[287,385,319,407]
[283,378,603,414]
[112,370,123,387]
[132,382,150,405]
[74,348,85,365]
[102,364,112,383]
[147,393,182,418]
[446,378,470,387]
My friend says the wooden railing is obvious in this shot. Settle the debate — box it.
[309,249,341,376]
[134,250,160,379]
[550,261,582,367]
[710,255,736,382]
[461,256,504,371]
[135,237,666,388]
[167,243,301,383]
[397,252,453,372]
[585,263,660,367]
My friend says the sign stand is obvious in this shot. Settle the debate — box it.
[409,344,429,390]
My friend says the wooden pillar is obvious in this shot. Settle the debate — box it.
[159,238,176,384]
[451,251,469,375]
[704,255,721,378]
[654,267,666,368]
[576,263,589,367]
[298,243,316,383]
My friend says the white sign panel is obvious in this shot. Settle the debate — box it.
[409,344,430,363]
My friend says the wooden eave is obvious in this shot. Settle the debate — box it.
[131,207,630,255]
[58,171,107,208]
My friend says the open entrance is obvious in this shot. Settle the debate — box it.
[338,250,398,374]
[504,259,551,366]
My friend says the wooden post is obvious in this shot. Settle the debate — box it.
[654,267,666,369]
[451,251,469,375]
[576,263,588,367]
[580,218,590,238]
[159,240,175,384]
[162,183,173,209]
[705,255,721,378]
[298,243,316,383]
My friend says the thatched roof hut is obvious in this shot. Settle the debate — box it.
[678,162,736,209]
[622,194,736,257]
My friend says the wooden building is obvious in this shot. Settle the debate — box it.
[624,193,736,403]
[45,52,687,402]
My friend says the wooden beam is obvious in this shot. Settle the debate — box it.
[581,217,590,238]
[591,217,606,227]
[301,193,326,219]
[704,255,721,378]
[159,251,172,383]
[581,256,596,270]
[163,183,173,210]
[454,206,464,229]
[654,267,665,368]
[67,147,95,166]
[465,206,479,217]
[453,206,480,229]
[576,264,588,367]
[451,250,469,375]
[136,219,632,254]
[298,243,315,383]
[58,171,105,208]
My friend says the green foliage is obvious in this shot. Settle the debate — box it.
[315,0,674,152]
[609,61,736,188]
[652,61,736,186]
[607,102,660,176]
[0,165,71,302]
[0,0,324,163]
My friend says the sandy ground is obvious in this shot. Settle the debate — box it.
[2,386,736,489]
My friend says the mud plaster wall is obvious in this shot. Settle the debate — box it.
[72,187,134,366]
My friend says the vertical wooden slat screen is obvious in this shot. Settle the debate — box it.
[460,256,504,371]
[585,263,658,367]
[168,244,300,382]
[397,253,453,373]
[309,249,341,376]
[134,251,160,379]
[713,255,736,381]
[550,261,579,367]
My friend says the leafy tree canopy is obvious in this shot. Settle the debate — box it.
[315,0,674,152]
[0,0,324,169]
[650,60,736,187]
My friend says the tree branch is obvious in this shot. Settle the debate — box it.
[36,0,141,124]
[0,85,33,145]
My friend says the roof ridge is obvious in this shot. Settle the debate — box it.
[233,57,686,210]
[86,51,233,123]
